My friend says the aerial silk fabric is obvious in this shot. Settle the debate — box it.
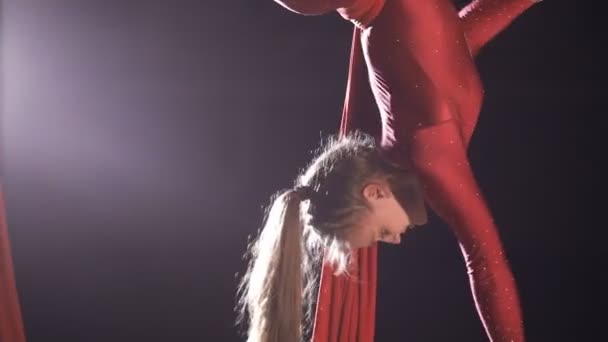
[0,186,26,342]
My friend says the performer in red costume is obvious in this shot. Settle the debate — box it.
[0,188,27,342]
[238,0,541,341]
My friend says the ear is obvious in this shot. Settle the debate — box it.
[362,183,379,201]
[361,181,391,200]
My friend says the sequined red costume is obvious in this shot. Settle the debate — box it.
[274,0,539,341]
[0,187,26,342]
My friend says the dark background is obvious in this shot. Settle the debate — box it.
[0,0,600,341]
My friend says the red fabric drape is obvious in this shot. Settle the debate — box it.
[0,187,26,342]
[311,28,379,342]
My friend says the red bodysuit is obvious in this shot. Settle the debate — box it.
[0,187,26,342]
[273,0,538,341]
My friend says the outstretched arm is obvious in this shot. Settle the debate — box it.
[460,0,541,57]
[409,119,525,341]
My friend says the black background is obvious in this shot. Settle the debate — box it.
[1,0,601,341]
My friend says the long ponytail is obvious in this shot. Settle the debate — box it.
[237,189,306,342]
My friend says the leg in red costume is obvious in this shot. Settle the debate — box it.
[273,0,539,341]
[457,0,537,147]
[0,187,26,342]
[460,0,539,59]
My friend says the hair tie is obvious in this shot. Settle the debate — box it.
[293,185,316,201]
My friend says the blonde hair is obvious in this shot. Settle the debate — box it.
[236,132,418,342]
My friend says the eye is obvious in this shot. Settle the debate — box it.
[375,227,391,243]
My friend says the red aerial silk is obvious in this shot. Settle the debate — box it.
[0,186,26,342]
[268,0,539,341]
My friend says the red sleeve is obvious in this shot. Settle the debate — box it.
[408,119,525,341]
[0,187,26,342]
[460,0,538,57]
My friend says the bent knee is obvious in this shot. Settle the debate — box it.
[337,0,386,28]
[274,0,353,16]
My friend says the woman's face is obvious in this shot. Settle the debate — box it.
[345,179,423,248]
